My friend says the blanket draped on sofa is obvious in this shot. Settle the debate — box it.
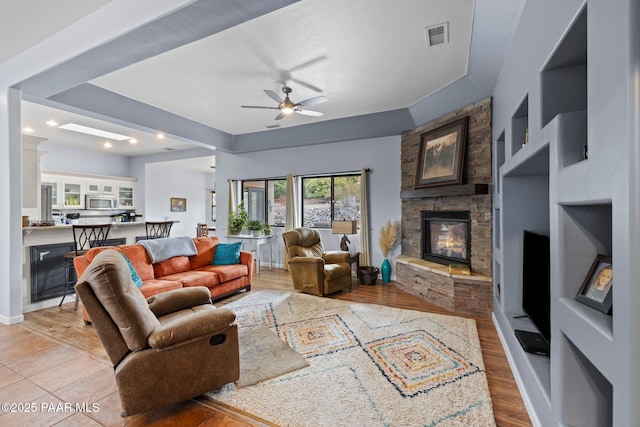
[138,236,197,263]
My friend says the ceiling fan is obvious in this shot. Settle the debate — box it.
[241,86,327,120]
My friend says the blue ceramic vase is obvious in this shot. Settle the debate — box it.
[381,258,391,283]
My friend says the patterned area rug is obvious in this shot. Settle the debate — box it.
[207,290,495,426]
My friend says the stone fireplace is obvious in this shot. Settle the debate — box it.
[396,97,493,317]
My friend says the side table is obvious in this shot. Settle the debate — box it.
[348,252,360,277]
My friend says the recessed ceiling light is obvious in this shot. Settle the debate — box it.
[157,132,165,140]
[46,120,58,127]
[103,141,113,148]
[129,138,138,144]
[22,127,34,133]
[59,123,130,140]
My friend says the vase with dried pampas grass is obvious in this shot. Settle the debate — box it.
[378,220,399,283]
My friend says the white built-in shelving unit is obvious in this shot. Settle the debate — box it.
[492,1,639,425]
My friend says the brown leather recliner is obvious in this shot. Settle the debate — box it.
[282,227,352,296]
[75,249,239,416]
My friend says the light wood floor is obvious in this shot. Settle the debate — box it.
[2,269,532,426]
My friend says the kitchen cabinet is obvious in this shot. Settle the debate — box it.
[40,180,60,208]
[62,181,84,208]
[87,181,115,195]
[117,185,135,209]
[41,171,136,211]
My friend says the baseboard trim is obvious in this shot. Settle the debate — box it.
[0,313,25,325]
[492,312,542,427]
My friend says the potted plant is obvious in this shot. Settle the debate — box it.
[262,223,272,236]
[228,202,248,235]
[247,220,263,237]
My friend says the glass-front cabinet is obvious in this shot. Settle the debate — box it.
[117,185,135,209]
[102,184,115,195]
[40,171,135,210]
[63,181,84,208]
[87,182,115,195]
[41,180,60,208]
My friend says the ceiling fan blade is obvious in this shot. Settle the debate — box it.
[264,90,283,103]
[298,96,328,108]
[241,105,278,110]
[274,111,288,120]
[290,77,323,93]
[296,109,324,117]
[288,56,327,73]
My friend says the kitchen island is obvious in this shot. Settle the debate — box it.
[22,222,147,312]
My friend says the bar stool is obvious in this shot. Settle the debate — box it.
[196,223,208,237]
[61,224,112,308]
[145,221,173,239]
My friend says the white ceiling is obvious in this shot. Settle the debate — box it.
[92,0,473,135]
[0,0,110,64]
[3,0,523,158]
[21,100,196,156]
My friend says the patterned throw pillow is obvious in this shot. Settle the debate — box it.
[120,253,143,288]
[212,242,242,265]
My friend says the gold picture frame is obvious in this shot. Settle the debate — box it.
[415,117,469,188]
[170,197,187,212]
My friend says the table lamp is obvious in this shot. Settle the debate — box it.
[332,220,358,251]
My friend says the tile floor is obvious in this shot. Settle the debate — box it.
[0,324,256,426]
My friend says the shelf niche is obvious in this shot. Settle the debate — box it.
[541,6,587,167]
[559,203,612,301]
[511,95,529,156]
[557,334,612,426]
[495,130,505,192]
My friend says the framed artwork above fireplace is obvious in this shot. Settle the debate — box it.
[414,117,469,188]
[421,210,471,266]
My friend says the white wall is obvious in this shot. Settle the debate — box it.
[144,163,214,238]
[215,135,402,273]
[40,141,131,177]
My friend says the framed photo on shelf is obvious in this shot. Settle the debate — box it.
[575,255,612,314]
[170,197,187,212]
[414,116,469,188]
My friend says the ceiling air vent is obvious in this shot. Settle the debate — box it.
[265,124,281,129]
[425,22,449,47]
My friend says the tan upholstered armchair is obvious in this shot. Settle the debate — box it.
[282,227,352,296]
[75,249,239,416]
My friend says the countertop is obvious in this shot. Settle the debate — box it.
[23,221,145,231]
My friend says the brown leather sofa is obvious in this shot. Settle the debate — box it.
[74,236,253,324]
[282,227,352,296]
[75,249,239,416]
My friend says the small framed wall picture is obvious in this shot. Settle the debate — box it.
[170,197,187,212]
[575,255,612,314]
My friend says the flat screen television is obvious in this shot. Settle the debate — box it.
[520,230,551,345]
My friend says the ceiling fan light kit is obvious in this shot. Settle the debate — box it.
[241,86,327,120]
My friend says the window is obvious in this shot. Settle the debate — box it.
[302,174,361,228]
[241,179,286,226]
[210,190,216,221]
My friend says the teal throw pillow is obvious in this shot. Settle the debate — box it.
[212,242,242,265]
[120,253,143,288]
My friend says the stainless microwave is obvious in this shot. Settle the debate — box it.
[86,195,117,210]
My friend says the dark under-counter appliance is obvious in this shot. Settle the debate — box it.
[30,238,126,303]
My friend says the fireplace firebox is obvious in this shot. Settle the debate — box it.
[421,210,471,266]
